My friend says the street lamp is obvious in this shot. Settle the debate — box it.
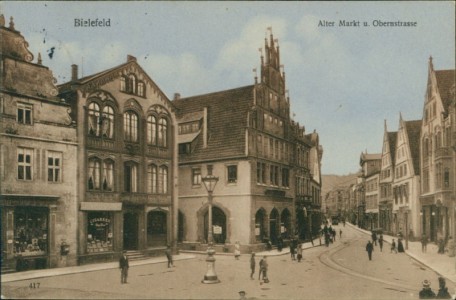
[201,165,220,284]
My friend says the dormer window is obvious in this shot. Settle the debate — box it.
[138,82,145,97]
[120,74,146,97]
[120,77,126,91]
[128,75,136,94]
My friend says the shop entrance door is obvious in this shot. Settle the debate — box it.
[123,212,138,250]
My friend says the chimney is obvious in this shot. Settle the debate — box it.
[71,64,78,81]
[173,93,181,100]
[127,55,137,62]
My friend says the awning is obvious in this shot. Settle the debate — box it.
[178,131,200,143]
[80,202,122,211]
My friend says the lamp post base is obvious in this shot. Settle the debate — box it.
[202,244,220,284]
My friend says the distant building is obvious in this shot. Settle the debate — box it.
[174,32,322,251]
[419,57,455,242]
[379,121,397,234]
[392,116,421,239]
[359,152,382,230]
[59,54,178,264]
[0,16,78,272]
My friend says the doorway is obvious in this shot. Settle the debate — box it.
[123,212,138,250]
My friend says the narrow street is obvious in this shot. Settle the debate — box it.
[2,224,452,299]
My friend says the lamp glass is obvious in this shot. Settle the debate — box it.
[202,175,219,192]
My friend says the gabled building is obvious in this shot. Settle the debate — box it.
[392,115,421,239]
[419,57,455,242]
[59,55,178,264]
[1,16,78,272]
[174,32,322,251]
[359,152,382,231]
[379,121,397,234]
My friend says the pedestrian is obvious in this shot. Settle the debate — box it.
[332,228,336,242]
[119,250,129,284]
[234,241,241,260]
[277,236,283,252]
[250,252,256,280]
[391,239,398,253]
[378,234,384,252]
[437,239,445,254]
[297,243,303,262]
[398,238,405,253]
[421,234,428,253]
[419,279,436,299]
[165,244,173,268]
[366,240,374,261]
[339,229,342,239]
[372,231,377,246]
[290,239,296,261]
[238,290,247,300]
[436,276,451,299]
[259,256,269,283]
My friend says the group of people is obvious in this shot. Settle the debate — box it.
[321,224,337,247]
[419,277,452,299]
[250,253,269,283]
[366,230,408,260]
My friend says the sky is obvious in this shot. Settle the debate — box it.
[2,1,455,175]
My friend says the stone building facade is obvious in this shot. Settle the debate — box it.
[174,32,322,252]
[58,55,178,264]
[0,16,78,272]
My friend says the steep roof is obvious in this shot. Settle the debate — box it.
[388,131,398,165]
[173,85,254,163]
[435,69,455,113]
[405,120,421,175]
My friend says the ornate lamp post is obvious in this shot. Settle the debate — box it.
[201,165,220,284]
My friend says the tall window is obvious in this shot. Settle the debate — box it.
[147,164,157,193]
[138,82,145,97]
[192,168,201,185]
[120,77,126,91]
[257,162,266,184]
[227,165,237,183]
[102,160,114,191]
[423,169,430,193]
[282,168,289,187]
[444,168,450,188]
[128,75,136,94]
[88,102,101,136]
[158,166,168,194]
[17,103,32,125]
[147,115,157,145]
[88,158,101,190]
[158,118,168,147]
[124,163,138,193]
[18,148,33,180]
[101,106,115,139]
[124,111,138,142]
[47,151,62,182]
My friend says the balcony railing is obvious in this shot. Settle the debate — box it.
[87,136,116,150]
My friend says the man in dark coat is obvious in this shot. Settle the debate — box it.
[436,276,451,299]
[119,250,129,284]
[378,234,384,252]
[250,252,256,279]
[371,231,377,246]
[165,244,173,268]
[366,240,374,261]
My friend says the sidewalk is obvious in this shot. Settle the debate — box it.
[1,253,196,283]
[348,222,456,284]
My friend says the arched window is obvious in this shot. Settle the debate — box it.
[158,118,168,147]
[120,76,126,91]
[101,105,115,139]
[147,115,157,145]
[88,102,101,136]
[147,164,157,193]
[88,158,101,190]
[128,75,136,94]
[138,82,145,97]
[158,165,168,194]
[124,111,138,142]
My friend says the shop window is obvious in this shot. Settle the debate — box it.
[17,103,33,125]
[18,147,33,180]
[14,207,48,257]
[47,151,62,182]
[87,212,113,253]
[227,165,237,183]
[192,168,201,186]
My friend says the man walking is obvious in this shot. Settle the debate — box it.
[378,234,384,252]
[250,252,256,279]
[366,240,374,261]
[421,234,428,253]
[259,256,269,283]
[391,239,398,253]
[119,250,129,284]
[372,231,377,246]
[165,244,173,268]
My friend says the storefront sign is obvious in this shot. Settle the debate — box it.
[89,217,111,227]
[213,225,222,234]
